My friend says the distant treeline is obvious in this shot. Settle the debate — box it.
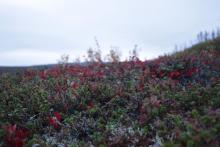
[197,28,220,42]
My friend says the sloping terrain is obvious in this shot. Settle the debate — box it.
[0,38,220,147]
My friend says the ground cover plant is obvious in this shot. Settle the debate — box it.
[0,37,220,147]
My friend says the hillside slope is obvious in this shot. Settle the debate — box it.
[0,39,220,147]
[173,36,220,58]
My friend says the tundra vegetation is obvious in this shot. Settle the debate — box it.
[0,32,220,147]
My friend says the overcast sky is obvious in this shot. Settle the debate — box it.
[0,0,220,66]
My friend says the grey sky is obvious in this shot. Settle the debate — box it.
[0,0,220,66]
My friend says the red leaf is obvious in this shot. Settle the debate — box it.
[169,70,181,79]
[39,70,46,79]
[87,101,94,109]
[48,112,62,129]
[5,124,17,136]
[3,124,29,147]
[53,111,61,121]
[185,67,198,77]
[71,81,79,89]
[48,117,60,129]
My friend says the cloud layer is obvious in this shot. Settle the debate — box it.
[0,0,220,66]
